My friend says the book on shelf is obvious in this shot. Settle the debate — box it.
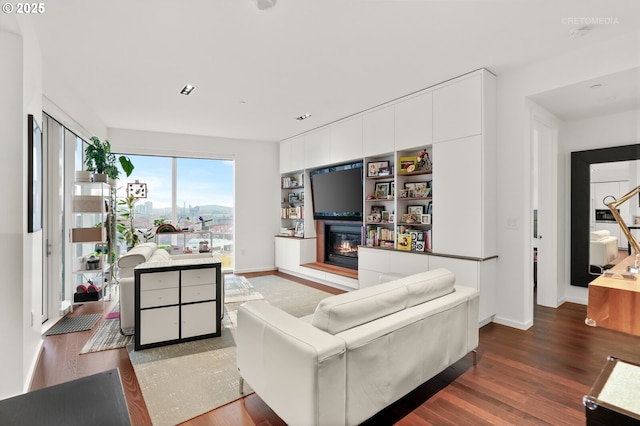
[281,205,304,219]
[365,225,395,247]
[409,230,425,252]
[397,233,412,251]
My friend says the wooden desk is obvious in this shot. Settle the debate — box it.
[587,255,640,336]
[0,369,130,425]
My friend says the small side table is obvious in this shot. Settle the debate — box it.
[583,356,640,425]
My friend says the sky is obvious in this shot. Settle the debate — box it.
[116,154,234,209]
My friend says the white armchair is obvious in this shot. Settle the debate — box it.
[589,230,618,270]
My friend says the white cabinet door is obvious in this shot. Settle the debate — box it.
[139,306,179,345]
[280,139,292,173]
[290,135,306,172]
[388,251,429,276]
[305,128,332,169]
[275,237,289,270]
[363,106,394,157]
[182,301,217,338]
[395,92,433,151]
[433,74,482,143]
[331,116,363,164]
[433,135,482,258]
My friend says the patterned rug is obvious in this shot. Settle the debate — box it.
[45,313,102,336]
[128,275,332,426]
[80,318,133,354]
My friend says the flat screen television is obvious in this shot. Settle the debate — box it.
[310,162,363,221]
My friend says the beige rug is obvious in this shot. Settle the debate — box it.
[128,275,332,426]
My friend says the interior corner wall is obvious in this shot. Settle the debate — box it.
[494,30,640,330]
[107,128,280,273]
[0,15,43,399]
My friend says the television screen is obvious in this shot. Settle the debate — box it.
[310,162,363,220]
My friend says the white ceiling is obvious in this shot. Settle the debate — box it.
[530,67,639,121]
[33,0,640,142]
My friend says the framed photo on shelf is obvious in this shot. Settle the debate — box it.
[408,205,424,216]
[371,205,385,215]
[382,211,391,222]
[389,214,395,223]
[399,157,417,174]
[404,181,428,198]
[378,166,391,176]
[288,193,299,202]
[421,214,432,224]
[367,160,390,177]
[294,221,304,237]
[374,182,391,199]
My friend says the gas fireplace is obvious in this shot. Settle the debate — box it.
[325,224,361,270]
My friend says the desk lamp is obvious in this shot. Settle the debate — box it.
[606,184,640,273]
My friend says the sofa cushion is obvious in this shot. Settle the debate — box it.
[312,280,407,335]
[591,230,611,241]
[148,249,171,263]
[117,242,157,269]
[397,268,456,308]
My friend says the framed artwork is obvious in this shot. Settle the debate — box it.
[382,211,391,222]
[404,181,428,198]
[421,214,432,224]
[399,157,417,174]
[367,160,390,177]
[28,114,43,233]
[294,221,304,237]
[391,181,395,196]
[389,214,395,223]
[288,193,299,202]
[374,181,391,199]
[408,205,425,216]
[127,181,148,198]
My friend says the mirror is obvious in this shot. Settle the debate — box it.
[588,160,640,275]
[571,144,640,287]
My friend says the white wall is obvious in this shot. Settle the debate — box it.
[560,109,640,304]
[107,128,280,273]
[495,30,640,330]
[0,14,44,398]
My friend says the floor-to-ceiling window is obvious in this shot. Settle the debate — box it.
[114,154,234,270]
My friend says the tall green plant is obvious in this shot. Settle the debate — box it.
[117,195,142,249]
[84,136,135,180]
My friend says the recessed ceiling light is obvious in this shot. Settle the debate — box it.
[296,113,311,121]
[180,84,195,95]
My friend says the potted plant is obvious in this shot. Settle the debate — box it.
[84,136,135,183]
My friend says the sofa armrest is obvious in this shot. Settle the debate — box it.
[237,300,346,426]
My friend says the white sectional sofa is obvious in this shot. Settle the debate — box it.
[236,268,479,426]
[589,230,619,270]
[117,242,215,332]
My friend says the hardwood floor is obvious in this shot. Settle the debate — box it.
[31,274,640,425]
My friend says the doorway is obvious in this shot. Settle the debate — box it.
[531,112,559,308]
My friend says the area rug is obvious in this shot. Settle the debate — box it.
[223,274,264,303]
[44,313,102,336]
[128,275,332,426]
[80,318,133,354]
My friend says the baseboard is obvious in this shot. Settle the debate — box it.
[59,299,71,317]
[492,315,533,331]
[24,340,44,393]
[232,266,276,274]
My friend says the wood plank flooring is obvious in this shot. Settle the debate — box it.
[30,273,640,425]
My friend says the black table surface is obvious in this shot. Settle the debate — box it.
[0,369,131,426]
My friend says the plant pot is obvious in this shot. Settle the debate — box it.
[92,173,108,183]
[75,171,92,182]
